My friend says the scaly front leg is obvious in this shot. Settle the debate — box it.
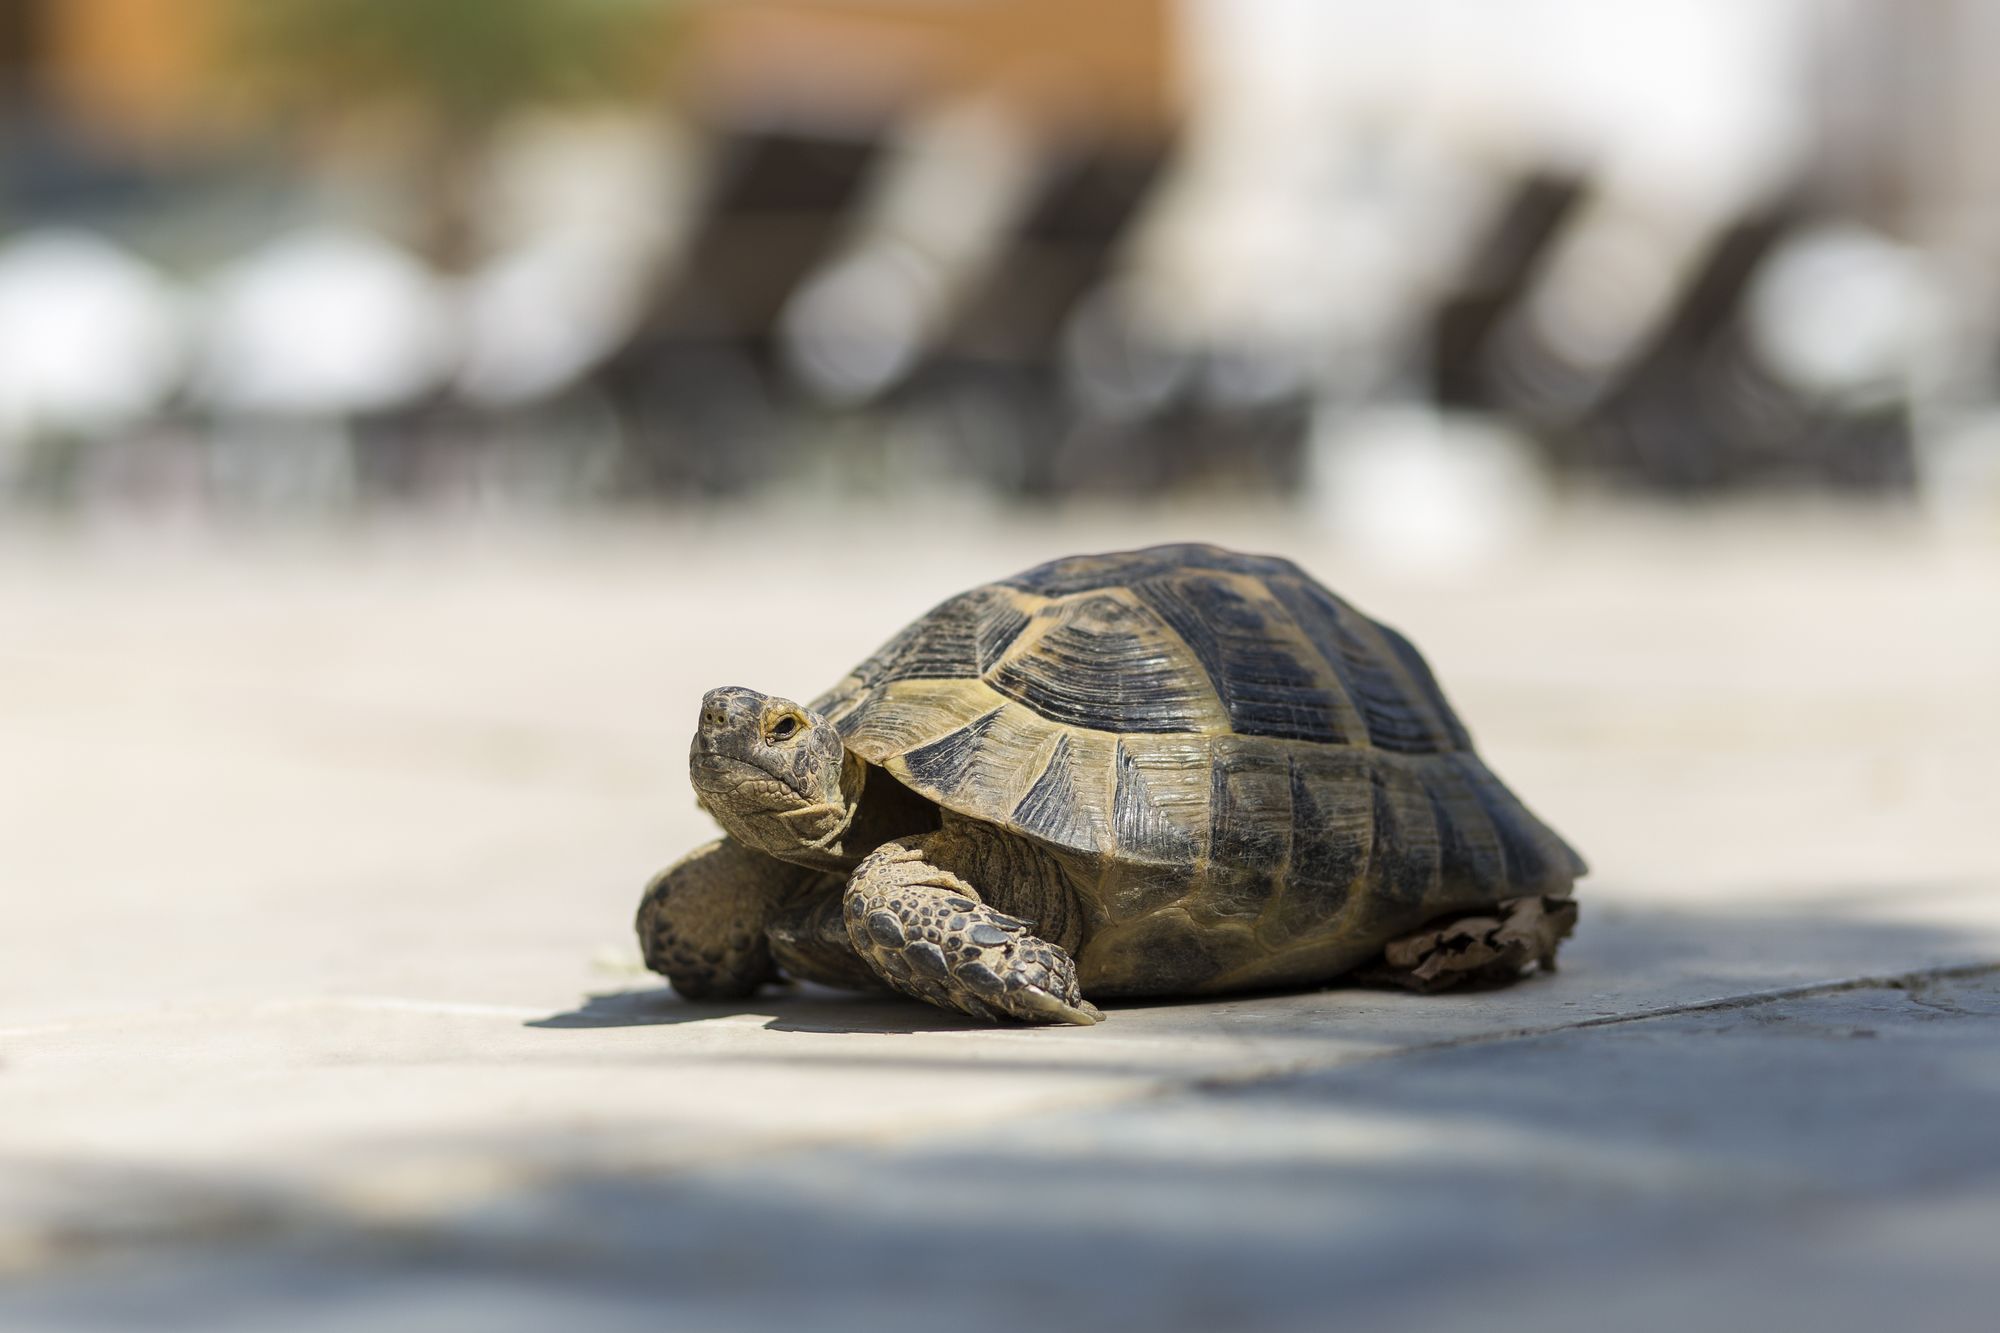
[843,825,1101,1025]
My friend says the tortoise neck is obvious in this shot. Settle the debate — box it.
[836,756,944,866]
[766,754,944,873]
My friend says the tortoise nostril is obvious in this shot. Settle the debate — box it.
[698,688,774,742]
[698,694,736,735]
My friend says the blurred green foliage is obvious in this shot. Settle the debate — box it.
[215,0,681,266]
[224,0,679,129]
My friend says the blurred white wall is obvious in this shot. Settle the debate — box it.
[1166,0,1817,377]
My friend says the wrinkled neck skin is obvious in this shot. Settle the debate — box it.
[699,751,868,873]
[766,750,869,871]
[690,687,871,872]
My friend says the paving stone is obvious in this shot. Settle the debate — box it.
[1,509,1995,1329]
[6,974,1995,1332]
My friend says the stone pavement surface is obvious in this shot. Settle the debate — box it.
[2,504,1997,1331]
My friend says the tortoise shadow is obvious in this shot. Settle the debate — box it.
[530,980,1394,1035]
[527,891,1815,1037]
[527,984,1071,1035]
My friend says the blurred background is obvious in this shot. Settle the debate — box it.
[2,0,1999,533]
[7,9,2000,1328]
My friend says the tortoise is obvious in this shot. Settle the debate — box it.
[637,543,1585,1025]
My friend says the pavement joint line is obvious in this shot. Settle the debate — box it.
[1173,958,2000,1096]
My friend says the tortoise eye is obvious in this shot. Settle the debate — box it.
[767,714,801,742]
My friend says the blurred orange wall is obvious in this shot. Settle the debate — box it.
[29,0,1174,146]
[685,0,1176,135]
[43,0,225,143]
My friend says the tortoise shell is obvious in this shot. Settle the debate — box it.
[813,544,1585,994]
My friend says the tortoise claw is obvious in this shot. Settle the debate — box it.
[1007,983,1101,1026]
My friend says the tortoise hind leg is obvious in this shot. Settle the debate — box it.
[844,828,1101,1025]
[1360,895,1578,994]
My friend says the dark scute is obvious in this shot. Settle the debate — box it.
[1205,743,1292,916]
[1136,574,1355,743]
[1090,911,1228,993]
[813,619,920,717]
[1010,733,1095,848]
[1423,762,1508,898]
[1376,622,1475,750]
[1141,925,1223,988]
[990,593,1214,733]
[1268,576,1457,754]
[976,600,1031,672]
[900,708,1006,793]
[871,588,1012,684]
[1209,741,1291,873]
[1461,755,1573,889]
[1113,741,1204,864]
[832,704,868,740]
[1003,544,1302,597]
[1282,755,1366,926]
[1369,764,1442,912]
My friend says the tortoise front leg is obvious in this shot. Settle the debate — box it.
[637,837,824,999]
[843,826,1101,1025]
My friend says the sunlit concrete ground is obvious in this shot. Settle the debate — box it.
[2,499,1997,1332]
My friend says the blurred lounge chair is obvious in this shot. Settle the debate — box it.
[1428,170,1587,417]
[596,124,886,497]
[1574,206,1916,495]
[892,138,1172,498]
[1422,171,1919,496]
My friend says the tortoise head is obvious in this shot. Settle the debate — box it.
[690,686,861,869]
